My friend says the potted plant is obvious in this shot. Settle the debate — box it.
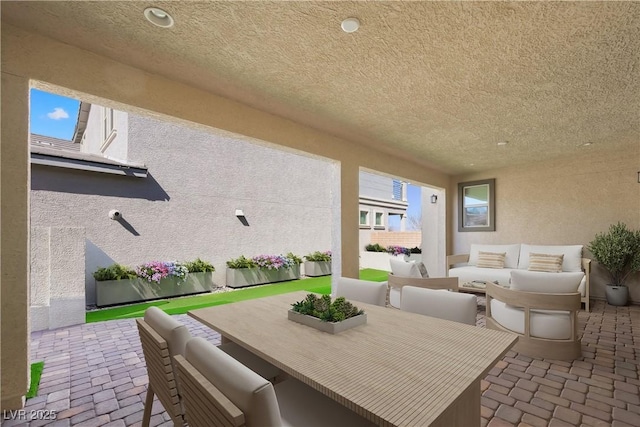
[226,253,301,288]
[288,293,366,334]
[303,250,332,277]
[588,222,640,306]
[94,259,215,307]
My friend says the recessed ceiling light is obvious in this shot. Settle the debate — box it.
[144,7,174,28]
[341,18,360,33]
[580,142,594,147]
[497,141,509,146]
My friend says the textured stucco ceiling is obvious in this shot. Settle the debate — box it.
[3,1,639,174]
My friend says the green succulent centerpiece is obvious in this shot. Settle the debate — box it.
[289,294,366,334]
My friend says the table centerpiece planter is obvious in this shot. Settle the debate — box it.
[96,272,214,307]
[288,293,366,334]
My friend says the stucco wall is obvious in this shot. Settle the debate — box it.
[452,148,640,304]
[31,114,334,305]
[81,106,128,162]
[360,171,395,200]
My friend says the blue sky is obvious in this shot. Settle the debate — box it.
[388,184,421,231]
[30,89,80,140]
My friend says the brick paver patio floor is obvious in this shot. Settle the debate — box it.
[3,298,639,427]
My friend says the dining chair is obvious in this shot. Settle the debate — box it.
[335,277,388,306]
[400,286,478,325]
[174,337,374,427]
[137,307,280,427]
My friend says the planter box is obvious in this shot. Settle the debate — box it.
[96,272,214,307]
[226,265,301,288]
[287,310,367,334]
[303,261,331,277]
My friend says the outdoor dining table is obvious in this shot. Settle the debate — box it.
[188,291,518,427]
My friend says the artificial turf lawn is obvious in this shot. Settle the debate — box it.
[26,361,44,399]
[86,268,389,323]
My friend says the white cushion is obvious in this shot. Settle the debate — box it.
[144,307,191,357]
[276,378,374,427]
[389,287,401,308]
[468,244,521,269]
[400,286,477,326]
[518,244,583,272]
[511,270,584,294]
[490,299,572,340]
[389,258,421,278]
[335,277,388,307]
[185,337,282,427]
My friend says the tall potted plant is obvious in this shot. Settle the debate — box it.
[588,222,640,306]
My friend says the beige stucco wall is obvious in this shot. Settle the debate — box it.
[1,72,30,410]
[1,24,451,408]
[452,148,640,303]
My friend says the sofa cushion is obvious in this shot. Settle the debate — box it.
[511,270,584,294]
[476,251,506,269]
[528,253,564,273]
[389,258,421,278]
[518,244,583,272]
[490,299,572,340]
[469,244,521,269]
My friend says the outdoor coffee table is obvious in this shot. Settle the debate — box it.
[459,280,509,294]
[189,291,517,426]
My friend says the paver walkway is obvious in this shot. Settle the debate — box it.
[2,298,639,427]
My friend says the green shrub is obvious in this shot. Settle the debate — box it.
[93,263,137,281]
[409,246,422,254]
[226,255,257,269]
[588,222,640,286]
[184,258,215,273]
[291,293,363,322]
[286,252,303,265]
[365,243,386,252]
[304,251,332,262]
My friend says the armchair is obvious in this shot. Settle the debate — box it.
[485,270,583,360]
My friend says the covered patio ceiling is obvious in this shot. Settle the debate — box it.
[2,1,639,175]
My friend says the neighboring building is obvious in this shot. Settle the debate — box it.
[29,103,333,330]
[358,171,409,250]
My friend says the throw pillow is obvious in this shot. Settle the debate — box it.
[528,253,564,273]
[389,258,421,278]
[416,261,429,278]
[476,251,506,269]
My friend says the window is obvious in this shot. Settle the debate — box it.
[359,210,370,227]
[458,179,495,232]
[100,107,117,153]
[374,211,385,228]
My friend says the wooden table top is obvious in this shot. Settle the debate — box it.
[189,291,517,426]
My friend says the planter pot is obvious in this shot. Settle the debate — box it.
[226,265,301,288]
[287,310,367,334]
[96,272,214,307]
[304,261,331,277]
[405,254,422,262]
[605,284,629,306]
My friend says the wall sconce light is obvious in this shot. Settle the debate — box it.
[235,209,245,217]
[430,194,438,204]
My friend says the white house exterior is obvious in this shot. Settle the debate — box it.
[358,171,409,250]
[29,104,334,330]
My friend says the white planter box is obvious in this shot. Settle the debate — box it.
[226,265,301,288]
[287,310,367,334]
[303,261,331,277]
[96,272,214,307]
